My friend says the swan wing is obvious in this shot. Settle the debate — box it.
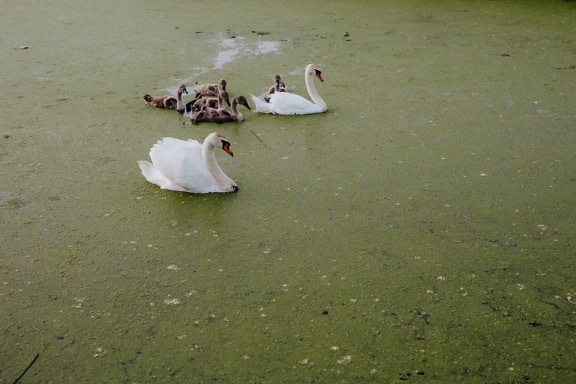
[138,160,189,192]
[268,92,325,115]
[250,94,275,114]
[147,138,220,193]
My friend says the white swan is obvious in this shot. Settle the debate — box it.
[137,132,238,193]
[250,64,327,115]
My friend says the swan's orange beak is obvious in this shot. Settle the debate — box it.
[315,69,324,82]
[223,143,234,157]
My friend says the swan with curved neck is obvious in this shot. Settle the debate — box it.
[137,132,237,193]
[174,83,189,113]
[192,96,251,124]
[250,64,327,115]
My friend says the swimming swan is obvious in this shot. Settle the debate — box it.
[184,91,228,115]
[143,94,176,109]
[250,64,326,115]
[137,132,238,193]
[175,83,189,113]
[273,74,287,92]
[192,95,251,124]
[144,84,188,111]
[263,74,287,102]
[194,79,230,107]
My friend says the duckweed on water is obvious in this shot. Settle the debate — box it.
[1,0,576,383]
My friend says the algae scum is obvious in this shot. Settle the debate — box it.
[1,0,576,382]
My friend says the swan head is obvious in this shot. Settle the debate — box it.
[178,84,189,95]
[273,74,281,85]
[307,64,324,82]
[209,133,234,157]
[236,95,251,110]
[222,140,233,157]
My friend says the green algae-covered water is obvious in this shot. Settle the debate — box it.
[1,0,575,382]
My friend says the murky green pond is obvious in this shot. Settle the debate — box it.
[1,0,575,382]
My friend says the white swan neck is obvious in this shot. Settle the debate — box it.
[305,69,327,110]
[202,139,230,189]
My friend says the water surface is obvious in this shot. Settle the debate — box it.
[1,0,575,382]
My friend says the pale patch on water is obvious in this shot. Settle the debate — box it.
[163,34,282,92]
[212,35,281,69]
[164,297,181,305]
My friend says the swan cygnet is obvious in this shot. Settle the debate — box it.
[137,132,238,194]
[184,90,230,115]
[273,74,287,92]
[194,79,230,107]
[174,83,189,113]
[250,64,326,115]
[144,94,177,109]
[263,74,287,102]
[144,83,188,110]
[192,95,251,124]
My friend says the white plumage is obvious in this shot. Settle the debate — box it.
[137,132,237,193]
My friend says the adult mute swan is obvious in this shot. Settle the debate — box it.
[250,64,327,115]
[137,132,238,193]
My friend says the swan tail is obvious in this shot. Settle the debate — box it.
[138,160,161,185]
[250,94,274,114]
[137,160,188,192]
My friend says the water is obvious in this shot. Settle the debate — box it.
[1,0,575,382]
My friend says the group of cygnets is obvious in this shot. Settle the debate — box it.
[139,63,327,193]
[144,79,251,124]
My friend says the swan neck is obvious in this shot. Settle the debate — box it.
[202,140,229,188]
[305,70,326,110]
[231,99,244,121]
[176,90,184,111]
